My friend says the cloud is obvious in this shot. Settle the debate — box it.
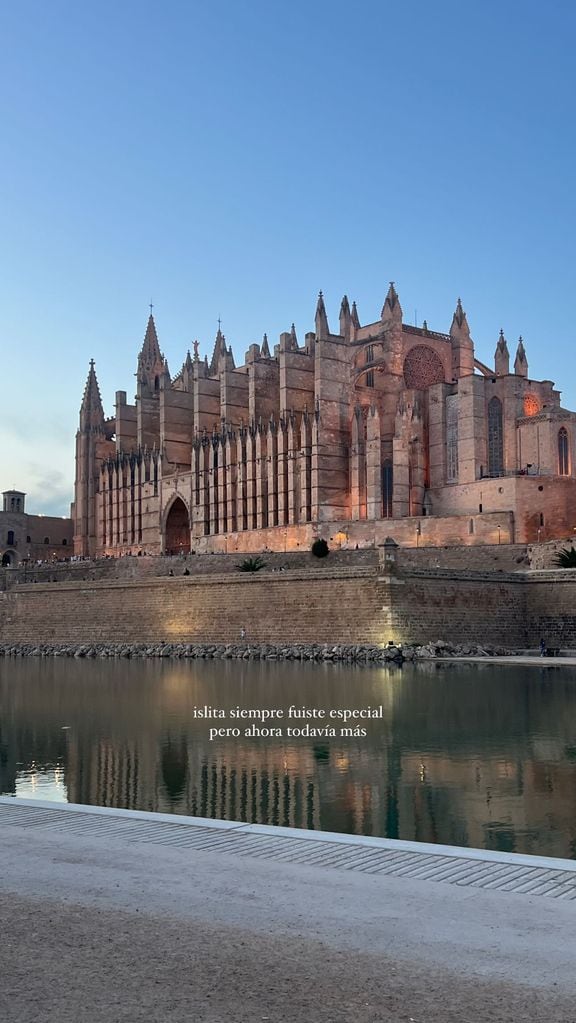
[24,464,73,516]
[0,427,74,517]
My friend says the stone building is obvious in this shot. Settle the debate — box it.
[73,284,576,557]
[0,490,73,566]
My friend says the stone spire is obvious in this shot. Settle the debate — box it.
[139,314,163,370]
[137,312,165,394]
[160,357,172,387]
[494,329,510,376]
[80,360,105,431]
[381,282,402,324]
[514,336,528,377]
[290,322,298,349]
[209,325,228,374]
[351,301,361,330]
[449,297,474,378]
[449,298,471,339]
[315,291,329,339]
[261,333,271,358]
[339,295,351,339]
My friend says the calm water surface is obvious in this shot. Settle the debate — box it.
[2,658,576,858]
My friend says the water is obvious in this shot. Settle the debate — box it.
[2,657,576,858]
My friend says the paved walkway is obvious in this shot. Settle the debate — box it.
[1,798,576,1022]
[446,655,576,667]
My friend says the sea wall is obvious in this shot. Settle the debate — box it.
[0,564,530,649]
[524,570,576,646]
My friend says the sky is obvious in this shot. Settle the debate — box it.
[1,0,576,515]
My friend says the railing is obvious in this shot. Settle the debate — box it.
[478,468,553,480]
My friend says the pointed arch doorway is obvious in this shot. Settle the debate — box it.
[165,498,191,555]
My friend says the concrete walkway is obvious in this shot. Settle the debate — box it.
[1,799,576,1022]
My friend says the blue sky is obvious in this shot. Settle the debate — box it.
[1,0,575,514]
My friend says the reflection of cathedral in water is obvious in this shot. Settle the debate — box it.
[4,659,576,859]
[65,735,325,830]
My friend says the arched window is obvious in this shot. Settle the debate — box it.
[558,428,570,476]
[7,530,14,545]
[26,535,31,543]
[44,537,49,544]
[446,394,458,482]
[62,538,67,546]
[382,461,393,518]
[488,397,504,476]
[364,345,375,387]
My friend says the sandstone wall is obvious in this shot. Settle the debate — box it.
[524,571,576,646]
[384,571,526,647]
[0,565,529,649]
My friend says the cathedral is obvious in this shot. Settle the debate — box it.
[73,284,576,557]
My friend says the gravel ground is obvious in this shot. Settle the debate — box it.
[1,825,575,1023]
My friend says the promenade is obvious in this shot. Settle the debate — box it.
[1,799,576,1022]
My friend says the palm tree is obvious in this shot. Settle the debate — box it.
[553,547,576,568]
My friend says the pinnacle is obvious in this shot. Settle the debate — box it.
[381,282,402,321]
[80,359,105,426]
[315,290,329,336]
[140,312,163,368]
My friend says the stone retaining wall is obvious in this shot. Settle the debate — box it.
[1,562,574,651]
[0,565,527,649]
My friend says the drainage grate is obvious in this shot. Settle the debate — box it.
[2,799,576,901]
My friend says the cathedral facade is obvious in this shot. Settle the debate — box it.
[73,284,576,557]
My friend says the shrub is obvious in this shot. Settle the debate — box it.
[553,547,576,568]
[237,556,266,573]
[311,538,329,558]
